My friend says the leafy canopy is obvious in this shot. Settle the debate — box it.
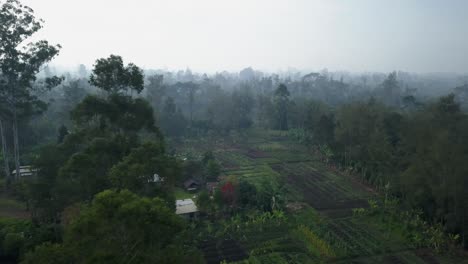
[23,190,201,264]
[89,55,144,94]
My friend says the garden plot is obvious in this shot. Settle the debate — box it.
[176,133,466,264]
[238,149,281,165]
[272,161,373,211]
[199,239,248,264]
[224,165,282,191]
[245,148,269,159]
[233,226,318,263]
[254,142,313,163]
[326,218,401,257]
[266,150,312,163]
[215,150,255,169]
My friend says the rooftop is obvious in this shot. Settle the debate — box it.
[175,199,198,215]
[12,166,38,177]
[184,179,199,189]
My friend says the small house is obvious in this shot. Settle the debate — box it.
[175,199,199,219]
[184,179,200,191]
[11,166,38,178]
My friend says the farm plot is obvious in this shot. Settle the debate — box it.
[323,217,408,257]
[245,148,269,159]
[215,150,255,169]
[266,150,312,163]
[224,165,283,191]
[199,239,248,264]
[256,142,289,152]
[272,161,373,211]
[254,141,314,163]
[232,225,318,264]
[239,148,281,165]
[290,209,431,264]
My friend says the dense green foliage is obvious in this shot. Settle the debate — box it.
[322,94,468,246]
[22,190,202,264]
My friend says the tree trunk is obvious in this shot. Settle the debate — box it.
[8,79,21,181]
[189,88,194,129]
[12,108,20,181]
[0,119,11,184]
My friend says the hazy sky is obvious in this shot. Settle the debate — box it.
[21,0,468,73]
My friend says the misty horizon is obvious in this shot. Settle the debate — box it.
[22,0,468,74]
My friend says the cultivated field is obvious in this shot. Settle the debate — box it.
[173,130,468,264]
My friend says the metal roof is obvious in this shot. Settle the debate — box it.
[175,199,198,215]
[11,166,37,177]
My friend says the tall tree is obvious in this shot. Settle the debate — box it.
[108,142,180,193]
[89,55,143,95]
[231,88,255,130]
[160,97,187,138]
[0,118,9,180]
[145,74,165,114]
[174,82,198,128]
[74,55,159,136]
[381,72,401,107]
[274,84,290,130]
[0,0,61,181]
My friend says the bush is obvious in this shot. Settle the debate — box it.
[3,232,24,257]
[21,242,70,264]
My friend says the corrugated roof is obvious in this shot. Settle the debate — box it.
[11,166,37,177]
[175,199,198,215]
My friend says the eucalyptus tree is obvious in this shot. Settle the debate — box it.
[160,96,186,137]
[173,82,199,128]
[0,77,10,179]
[381,72,401,107]
[145,74,165,114]
[231,87,255,130]
[0,0,61,181]
[274,83,290,130]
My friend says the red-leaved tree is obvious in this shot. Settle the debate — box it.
[220,182,236,207]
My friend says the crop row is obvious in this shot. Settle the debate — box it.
[223,165,282,190]
[199,239,248,264]
[216,151,255,168]
[273,162,371,209]
[314,218,410,258]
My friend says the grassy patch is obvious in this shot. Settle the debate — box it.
[174,187,197,200]
[0,198,29,219]
[0,198,26,211]
[257,142,287,152]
